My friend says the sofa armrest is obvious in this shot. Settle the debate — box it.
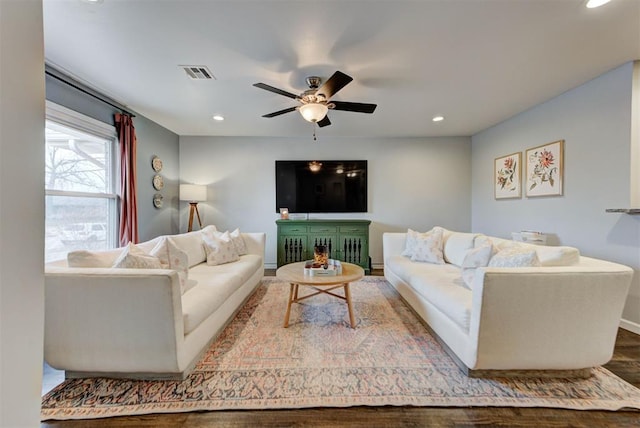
[44,268,185,373]
[241,232,266,258]
[468,262,633,369]
[383,233,407,261]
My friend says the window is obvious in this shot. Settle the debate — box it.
[45,102,118,263]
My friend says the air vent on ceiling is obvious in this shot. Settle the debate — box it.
[180,65,216,80]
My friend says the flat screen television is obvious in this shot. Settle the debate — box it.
[275,160,368,213]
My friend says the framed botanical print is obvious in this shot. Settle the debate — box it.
[525,140,564,197]
[494,152,522,199]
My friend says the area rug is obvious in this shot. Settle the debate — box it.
[41,277,640,420]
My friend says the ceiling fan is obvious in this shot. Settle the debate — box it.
[253,71,377,127]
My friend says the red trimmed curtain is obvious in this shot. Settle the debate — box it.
[115,113,139,246]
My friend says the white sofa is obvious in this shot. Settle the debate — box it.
[44,227,265,380]
[383,229,633,377]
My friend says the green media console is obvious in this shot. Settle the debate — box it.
[276,219,371,274]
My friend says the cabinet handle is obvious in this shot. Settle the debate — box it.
[291,229,300,231]
[348,229,359,231]
[320,229,329,231]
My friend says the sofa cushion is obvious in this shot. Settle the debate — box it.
[181,254,263,334]
[181,272,243,335]
[169,230,208,267]
[388,254,473,331]
[407,266,472,332]
[384,255,420,283]
[460,241,494,289]
[135,236,163,254]
[193,254,263,285]
[532,245,580,266]
[485,236,579,267]
[443,232,480,267]
[112,243,163,269]
[488,246,540,268]
[67,248,122,267]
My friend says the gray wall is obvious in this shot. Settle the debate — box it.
[45,71,180,241]
[0,2,45,425]
[134,115,180,241]
[471,62,640,330]
[179,136,472,267]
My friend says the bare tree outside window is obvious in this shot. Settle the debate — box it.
[45,118,117,263]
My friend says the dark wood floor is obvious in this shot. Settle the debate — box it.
[42,270,640,428]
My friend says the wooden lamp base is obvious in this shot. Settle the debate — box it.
[187,202,202,232]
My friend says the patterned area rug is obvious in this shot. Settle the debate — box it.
[41,277,640,420]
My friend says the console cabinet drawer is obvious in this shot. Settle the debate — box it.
[309,225,337,233]
[279,225,307,234]
[339,226,367,234]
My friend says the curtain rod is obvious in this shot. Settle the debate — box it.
[45,69,136,118]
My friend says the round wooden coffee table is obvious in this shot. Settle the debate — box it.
[276,261,365,329]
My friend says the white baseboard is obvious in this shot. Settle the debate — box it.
[620,318,640,335]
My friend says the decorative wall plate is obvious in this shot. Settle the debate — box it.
[152,174,164,190]
[151,156,163,172]
[153,193,163,208]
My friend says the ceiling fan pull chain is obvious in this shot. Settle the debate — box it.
[313,123,317,141]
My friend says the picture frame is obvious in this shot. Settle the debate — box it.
[525,140,564,197]
[494,152,521,199]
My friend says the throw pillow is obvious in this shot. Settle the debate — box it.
[229,228,248,256]
[112,243,163,269]
[409,227,445,264]
[460,242,494,289]
[150,237,190,294]
[488,246,541,268]
[401,228,420,257]
[402,227,444,258]
[202,231,240,266]
[201,224,218,236]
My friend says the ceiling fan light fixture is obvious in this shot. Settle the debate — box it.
[586,0,611,8]
[299,103,328,123]
[308,161,322,172]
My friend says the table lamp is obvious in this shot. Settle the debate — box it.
[180,184,207,232]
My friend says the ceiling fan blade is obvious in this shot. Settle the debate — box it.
[331,101,377,114]
[253,83,299,99]
[317,115,331,127]
[315,71,353,99]
[262,106,297,118]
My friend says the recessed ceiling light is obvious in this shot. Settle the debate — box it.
[432,115,445,122]
[586,0,612,8]
[212,115,224,121]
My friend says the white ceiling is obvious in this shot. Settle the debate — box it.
[43,0,640,138]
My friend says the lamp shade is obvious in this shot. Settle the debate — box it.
[299,103,328,123]
[180,184,207,202]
